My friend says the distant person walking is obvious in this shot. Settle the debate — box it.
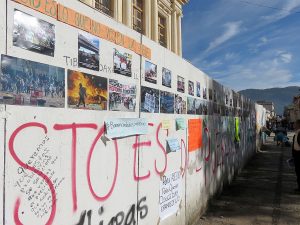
[77,83,87,108]
[292,119,300,194]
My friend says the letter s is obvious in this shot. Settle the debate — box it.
[9,123,56,225]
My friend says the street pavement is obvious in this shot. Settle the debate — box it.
[194,133,300,225]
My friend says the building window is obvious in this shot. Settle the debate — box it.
[94,0,112,17]
[132,0,143,33]
[158,14,167,47]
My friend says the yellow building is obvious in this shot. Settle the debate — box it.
[78,0,188,56]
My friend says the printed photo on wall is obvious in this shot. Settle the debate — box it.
[188,80,194,96]
[187,97,196,114]
[203,87,207,99]
[113,48,132,77]
[196,82,201,97]
[195,99,203,115]
[141,86,159,113]
[109,79,136,112]
[162,68,172,88]
[145,61,157,84]
[13,10,55,56]
[67,70,107,110]
[78,32,99,71]
[175,94,187,114]
[160,91,174,114]
[209,89,213,100]
[213,89,217,102]
[0,55,65,107]
[177,75,185,93]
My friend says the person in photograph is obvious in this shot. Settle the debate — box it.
[77,83,87,107]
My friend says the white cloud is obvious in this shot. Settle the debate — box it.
[224,52,238,61]
[278,51,293,63]
[206,21,243,52]
[262,0,300,22]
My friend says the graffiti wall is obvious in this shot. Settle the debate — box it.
[0,1,259,225]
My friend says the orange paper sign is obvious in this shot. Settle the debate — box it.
[13,0,57,18]
[188,119,203,152]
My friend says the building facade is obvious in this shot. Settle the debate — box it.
[256,101,276,120]
[78,0,188,56]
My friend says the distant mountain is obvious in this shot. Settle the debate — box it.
[239,86,300,115]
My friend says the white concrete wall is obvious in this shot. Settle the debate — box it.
[0,1,259,225]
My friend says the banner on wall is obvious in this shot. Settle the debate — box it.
[105,118,148,138]
[188,119,203,152]
[159,171,182,219]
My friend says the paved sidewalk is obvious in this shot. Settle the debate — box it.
[194,134,300,225]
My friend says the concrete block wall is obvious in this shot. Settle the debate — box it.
[0,1,265,224]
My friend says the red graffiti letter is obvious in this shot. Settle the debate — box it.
[86,126,118,201]
[132,135,151,181]
[53,123,97,212]
[9,122,56,225]
[155,123,168,175]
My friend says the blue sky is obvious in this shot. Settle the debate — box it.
[182,0,300,91]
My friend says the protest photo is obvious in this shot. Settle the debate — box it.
[160,91,174,114]
[175,94,187,114]
[109,79,136,112]
[145,61,157,84]
[209,88,213,100]
[177,75,185,93]
[188,80,194,96]
[196,81,201,97]
[162,68,172,88]
[78,32,100,71]
[13,10,55,57]
[141,86,159,113]
[114,48,132,77]
[67,70,107,110]
[187,97,196,114]
[0,55,65,107]
[203,87,207,99]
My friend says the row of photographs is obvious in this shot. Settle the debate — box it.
[0,55,252,116]
[12,10,239,102]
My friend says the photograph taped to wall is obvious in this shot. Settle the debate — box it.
[187,97,196,114]
[160,91,174,114]
[141,86,159,113]
[145,61,157,84]
[209,88,213,100]
[196,81,201,97]
[13,10,55,57]
[213,89,217,102]
[162,67,172,88]
[177,75,185,93]
[78,32,99,71]
[113,48,132,77]
[203,87,207,99]
[195,99,203,115]
[0,55,65,107]
[68,70,107,110]
[175,94,186,114]
[109,79,136,112]
[188,80,194,96]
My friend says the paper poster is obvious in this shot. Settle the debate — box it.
[160,91,174,114]
[159,171,182,219]
[13,10,55,56]
[78,32,99,71]
[188,119,203,152]
[68,70,107,110]
[145,61,157,84]
[162,119,171,130]
[105,118,148,138]
[141,86,159,113]
[176,118,186,130]
[109,79,137,112]
[235,117,240,142]
[113,48,132,77]
[166,138,180,153]
[1,55,65,108]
